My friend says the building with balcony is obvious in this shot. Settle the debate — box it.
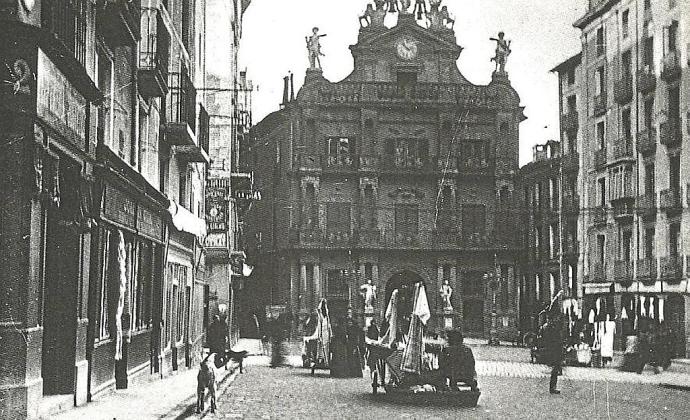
[246,5,524,341]
[569,0,690,358]
[518,141,579,334]
[0,0,212,417]
[202,0,255,347]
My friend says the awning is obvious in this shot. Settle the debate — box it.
[167,200,207,239]
[583,282,613,294]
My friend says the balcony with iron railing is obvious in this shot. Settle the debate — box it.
[562,110,579,134]
[163,70,197,146]
[637,258,658,282]
[637,193,657,219]
[592,206,607,226]
[173,104,210,163]
[139,7,170,98]
[660,187,682,215]
[323,155,356,173]
[612,196,634,224]
[612,139,634,161]
[381,155,433,173]
[661,49,681,81]
[589,262,606,282]
[614,74,633,104]
[98,0,142,46]
[42,0,88,66]
[660,255,687,282]
[593,93,607,116]
[660,119,681,148]
[637,66,656,93]
[636,127,657,155]
[458,156,494,176]
[614,260,633,283]
[594,148,607,170]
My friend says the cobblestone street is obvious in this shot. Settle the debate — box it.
[199,359,688,420]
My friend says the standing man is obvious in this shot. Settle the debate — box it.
[542,310,563,394]
[208,315,228,366]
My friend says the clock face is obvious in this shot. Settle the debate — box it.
[396,37,418,60]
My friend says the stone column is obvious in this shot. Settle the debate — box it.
[313,264,321,302]
[290,262,299,319]
[300,264,308,314]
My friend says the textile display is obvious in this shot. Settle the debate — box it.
[115,230,127,361]
[379,290,399,347]
[401,283,430,374]
[316,299,332,363]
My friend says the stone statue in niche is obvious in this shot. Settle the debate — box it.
[306,27,327,69]
[440,278,453,311]
[490,31,512,74]
[360,278,377,313]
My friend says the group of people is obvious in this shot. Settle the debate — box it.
[635,323,676,374]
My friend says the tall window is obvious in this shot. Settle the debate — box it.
[622,9,629,38]
[643,37,654,69]
[395,204,419,235]
[621,230,632,261]
[621,50,632,78]
[361,185,376,229]
[645,227,655,259]
[595,66,605,96]
[596,26,605,56]
[567,95,577,113]
[325,137,352,165]
[597,234,606,266]
[645,163,655,195]
[438,186,454,230]
[670,223,681,257]
[567,68,575,85]
[326,202,351,235]
[304,183,318,228]
[462,204,486,240]
[596,121,606,150]
[598,178,607,207]
[97,48,113,150]
[666,21,678,52]
[670,155,680,193]
[644,97,654,131]
[622,108,632,146]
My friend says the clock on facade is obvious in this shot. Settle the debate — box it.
[396,37,418,60]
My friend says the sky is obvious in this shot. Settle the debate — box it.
[236,0,588,166]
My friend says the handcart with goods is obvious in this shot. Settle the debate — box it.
[367,284,481,407]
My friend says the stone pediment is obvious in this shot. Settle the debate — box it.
[352,16,461,57]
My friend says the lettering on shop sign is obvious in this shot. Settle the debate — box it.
[103,184,136,228]
[205,232,228,248]
[206,201,228,232]
[36,50,87,149]
[137,206,164,241]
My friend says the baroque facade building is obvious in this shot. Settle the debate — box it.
[247,5,524,340]
[558,0,689,357]
[0,0,212,417]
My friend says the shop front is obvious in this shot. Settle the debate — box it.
[88,156,167,395]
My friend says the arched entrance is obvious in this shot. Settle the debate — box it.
[384,270,425,333]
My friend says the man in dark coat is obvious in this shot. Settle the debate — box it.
[208,315,228,367]
[439,329,478,391]
[542,311,563,394]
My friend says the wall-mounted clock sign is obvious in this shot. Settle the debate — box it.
[396,37,418,60]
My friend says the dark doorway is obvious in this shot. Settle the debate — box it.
[463,300,485,336]
[42,163,81,396]
[667,295,686,358]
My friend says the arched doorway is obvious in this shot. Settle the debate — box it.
[384,270,425,334]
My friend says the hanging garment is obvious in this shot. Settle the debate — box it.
[588,309,595,324]
[659,298,665,322]
[621,307,628,320]
[650,297,655,320]
[379,290,399,347]
[596,298,602,317]
[640,296,647,317]
[401,284,429,374]
[115,230,127,361]
[600,320,616,358]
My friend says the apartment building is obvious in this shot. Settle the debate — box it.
[0,0,210,417]
[571,0,690,357]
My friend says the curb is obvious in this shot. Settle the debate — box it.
[660,383,690,391]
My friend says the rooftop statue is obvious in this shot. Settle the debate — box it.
[386,0,398,13]
[306,27,327,69]
[490,31,512,74]
[360,1,387,28]
[428,1,454,30]
[413,0,427,20]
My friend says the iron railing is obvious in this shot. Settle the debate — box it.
[139,8,170,83]
[42,0,88,66]
[165,70,197,133]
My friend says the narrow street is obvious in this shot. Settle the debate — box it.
[199,359,687,420]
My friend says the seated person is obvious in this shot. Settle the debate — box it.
[439,329,478,391]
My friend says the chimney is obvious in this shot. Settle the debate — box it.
[281,75,289,108]
[289,72,295,102]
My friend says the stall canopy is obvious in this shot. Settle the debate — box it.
[167,199,207,239]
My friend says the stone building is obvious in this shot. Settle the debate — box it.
[247,3,524,340]
[0,0,211,417]
[566,0,690,356]
[518,140,581,333]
